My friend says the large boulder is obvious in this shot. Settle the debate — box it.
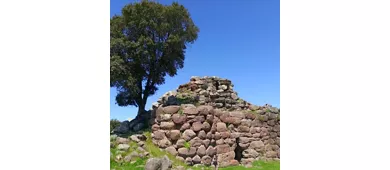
[197,105,214,115]
[249,141,265,151]
[113,121,130,134]
[229,111,245,119]
[163,106,180,114]
[216,144,231,154]
[145,156,172,170]
[242,149,260,158]
[161,155,172,170]
[160,121,175,130]
[172,114,187,124]
[183,105,198,115]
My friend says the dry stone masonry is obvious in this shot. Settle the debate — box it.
[151,76,280,167]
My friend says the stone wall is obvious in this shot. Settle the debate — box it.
[152,76,256,111]
[151,76,280,167]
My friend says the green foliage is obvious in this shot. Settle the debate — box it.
[178,109,184,115]
[110,119,121,132]
[110,157,147,170]
[257,115,265,121]
[220,160,280,170]
[184,141,191,149]
[201,84,208,90]
[266,109,271,113]
[277,114,280,121]
[176,93,199,105]
[110,0,199,112]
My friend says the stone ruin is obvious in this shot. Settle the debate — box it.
[150,76,280,167]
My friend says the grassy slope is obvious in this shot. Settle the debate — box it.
[110,131,280,170]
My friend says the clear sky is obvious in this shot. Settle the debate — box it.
[110,0,280,121]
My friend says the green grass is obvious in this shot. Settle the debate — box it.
[143,131,188,167]
[219,161,280,170]
[110,158,146,170]
[183,141,191,149]
[178,109,184,115]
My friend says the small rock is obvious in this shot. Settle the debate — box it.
[201,155,212,166]
[116,137,129,144]
[198,130,207,139]
[192,155,201,164]
[249,105,260,111]
[176,139,186,148]
[115,154,123,162]
[157,138,172,148]
[153,130,166,140]
[197,145,206,157]
[189,137,203,147]
[130,135,140,142]
[192,122,203,132]
[165,146,178,156]
[183,129,196,141]
[169,130,181,141]
[185,157,193,165]
[180,123,191,131]
[160,114,172,121]
[117,144,130,151]
[216,122,227,132]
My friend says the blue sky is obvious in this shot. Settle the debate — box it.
[110,0,280,121]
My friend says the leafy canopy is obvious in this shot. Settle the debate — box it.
[110,0,199,111]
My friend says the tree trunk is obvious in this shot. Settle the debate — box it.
[137,104,146,117]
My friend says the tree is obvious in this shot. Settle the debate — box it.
[110,0,199,116]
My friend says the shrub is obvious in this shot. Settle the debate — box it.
[110,119,121,132]
[176,93,199,105]
[178,109,184,115]
[201,84,208,90]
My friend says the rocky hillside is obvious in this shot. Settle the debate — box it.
[112,76,280,168]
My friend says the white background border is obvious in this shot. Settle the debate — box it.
[1,0,390,169]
